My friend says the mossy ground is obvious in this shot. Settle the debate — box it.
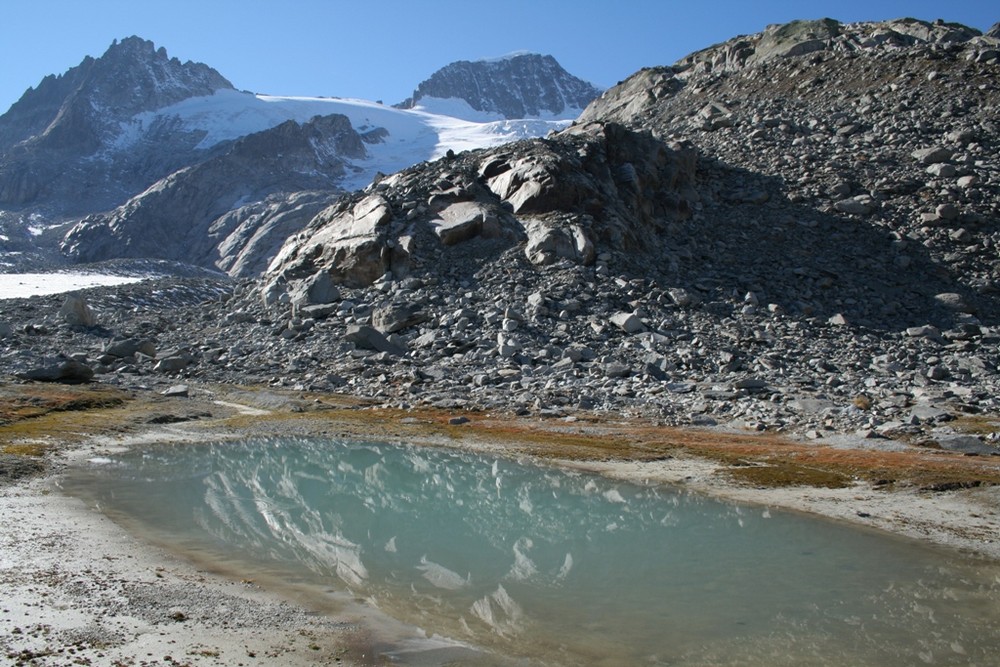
[2,381,999,492]
[0,384,127,426]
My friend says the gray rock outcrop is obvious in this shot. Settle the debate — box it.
[263,121,697,294]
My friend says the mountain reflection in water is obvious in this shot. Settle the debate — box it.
[72,437,1000,666]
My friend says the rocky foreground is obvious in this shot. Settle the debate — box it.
[2,18,1000,456]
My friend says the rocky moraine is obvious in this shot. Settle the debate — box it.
[3,17,1000,455]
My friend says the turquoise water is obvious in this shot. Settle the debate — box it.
[67,437,1000,666]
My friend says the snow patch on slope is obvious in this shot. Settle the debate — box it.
[0,272,144,299]
[112,90,570,191]
[411,96,583,123]
[478,50,538,63]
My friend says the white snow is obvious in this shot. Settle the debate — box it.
[408,96,507,123]
[411,96,583,123]
[478,50,539,63]
[0,272,144,299]
[110,89,571,192]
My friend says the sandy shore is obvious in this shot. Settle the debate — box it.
[2,383,1000,665]
[0,475,384,666]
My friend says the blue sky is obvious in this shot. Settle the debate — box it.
[1,0,995,113]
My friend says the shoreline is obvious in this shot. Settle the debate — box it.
[0,475,378,667]
[2,382,1000,665]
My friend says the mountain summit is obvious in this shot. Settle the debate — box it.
[396,53,601,121]
[0,36,234,212]
[0,36,233,154]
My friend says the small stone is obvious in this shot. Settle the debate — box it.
[925,365,950,381]
[909,404,951,423]
[161,384,190,397]
[734,378,768,390]
[912,146,951,165]
[105,338,156,358]
[610,312,644,334]
[925,163,956,178]
[949,228,971,243]
[834,197,872,215]
[372,304,427,333]
[345,325,406,356]
[935,203,959,220]
[289,271,340,306]
[934,293,968,312]
[667,288,698,307]
[449,416,470,425]
[603,362,631,378]
[906,325,941,339]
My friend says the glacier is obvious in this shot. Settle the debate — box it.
[114,89,572,191]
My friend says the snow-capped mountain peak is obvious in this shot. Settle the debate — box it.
[396,53,602,121]
[0,36,232,154]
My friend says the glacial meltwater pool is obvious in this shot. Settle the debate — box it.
[66,437,1000,666]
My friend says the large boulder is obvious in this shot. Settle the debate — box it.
[266,194,395,289]
[344,325,406,356]
[20,359,94,384]
[289,270,341,306]
[264,122,697,293]
[522,218,595,266]
[59,293,97,327]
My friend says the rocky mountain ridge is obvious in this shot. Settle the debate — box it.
[0,36,233,154]
[671,17,995,74]
[0,37,234,213]
[396,53,601,120]
[3,16,1000,450]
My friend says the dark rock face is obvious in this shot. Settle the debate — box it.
[397,53,601,119]
[0,36,234,214]
[60,114,365,275]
